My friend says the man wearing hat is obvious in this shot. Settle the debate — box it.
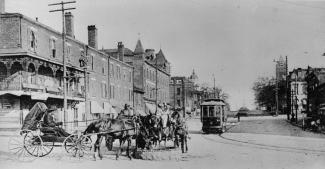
[43,107,69,137]
[117,104,134,119]
[156,103,163,117]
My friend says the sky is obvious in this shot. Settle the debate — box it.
[4,0,325,110]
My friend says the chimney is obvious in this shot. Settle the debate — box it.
[65,12,74,38]
[117,42,124,62]
[88,25,97,49]
[145,49,155,60]
[0,0,5,14]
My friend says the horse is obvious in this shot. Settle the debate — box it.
[135,115,153,150]
[84,118,138,160]
[158,114,176,147]
[146,114,163,148]
[171,111,188,153]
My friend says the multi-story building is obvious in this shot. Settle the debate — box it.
[305,67,325,123]
[169,76,195,115]
[188,69,201,115]
[276,56,287,81]
[106,39,171,114]
[100,42,133,116]
[0,8,133,130]
[288,68,307,119]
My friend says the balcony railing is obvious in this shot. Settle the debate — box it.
[0,71,84,98]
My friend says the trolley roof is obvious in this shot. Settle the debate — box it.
[200,98,226,106]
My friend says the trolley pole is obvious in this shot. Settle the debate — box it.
[49,1,76,129]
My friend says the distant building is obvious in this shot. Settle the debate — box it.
[276,56,287,81]
[275,56,288,114]
[305,67,325,123]
[169,76,195,115]
[288,68,307,118]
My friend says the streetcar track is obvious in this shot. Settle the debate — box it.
[201,132,325,155]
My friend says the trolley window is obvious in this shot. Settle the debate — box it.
[209,106,215,117]
[203,106,208,117]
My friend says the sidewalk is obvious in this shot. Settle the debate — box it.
[287,118,325,135]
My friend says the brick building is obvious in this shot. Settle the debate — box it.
[169,76,195,115]
[0,9,132,130]
[105,39,171,114]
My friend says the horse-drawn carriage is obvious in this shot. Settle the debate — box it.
[8,102,92,159]
[8,102,189,160]
[200,98,227,133]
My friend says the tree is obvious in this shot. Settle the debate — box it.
[200,84,230,110]
[252,77,286,112]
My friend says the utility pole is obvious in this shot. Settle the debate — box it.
[213,74,216,98]
[155,58,158,113]
[83,45,88,125]
[274,58,279,116]
[295,73,298,123]
[49,1,76,129]
[285,56,289,120]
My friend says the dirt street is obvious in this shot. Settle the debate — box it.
[0,116,324,169]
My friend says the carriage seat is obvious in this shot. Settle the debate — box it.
[40,127,59,136]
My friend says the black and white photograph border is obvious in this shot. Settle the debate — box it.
[1,0,325,169]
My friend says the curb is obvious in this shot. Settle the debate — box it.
[285,120,325,135]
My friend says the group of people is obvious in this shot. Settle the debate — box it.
[115,102,188,150]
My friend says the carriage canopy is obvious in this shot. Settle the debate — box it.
[21,102,48,130]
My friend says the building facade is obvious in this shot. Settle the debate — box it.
[112,39,171,114]
[288,68,307,119]
[0,11,133,131]
[169,76,195,115]
[305,67,325,125]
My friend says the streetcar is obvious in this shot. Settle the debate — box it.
[200,98,227,133]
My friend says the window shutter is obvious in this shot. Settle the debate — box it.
[34,33,38,49]
[49,39,52,57]
[27,28,30,49]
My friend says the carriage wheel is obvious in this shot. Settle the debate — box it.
[24,131,54,157]
[63,134,92,157]
[78,135,93,156]
[8,131,34,161]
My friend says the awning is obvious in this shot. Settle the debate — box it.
[76,102,85,114]
[0,91,25,96]
[145,103,157,114]
[103,102,113,114]
[110,107,118,117]
[90,101,104,114]
[46,87,61,93]
[113,106,122,114]
[31,92,48,100]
